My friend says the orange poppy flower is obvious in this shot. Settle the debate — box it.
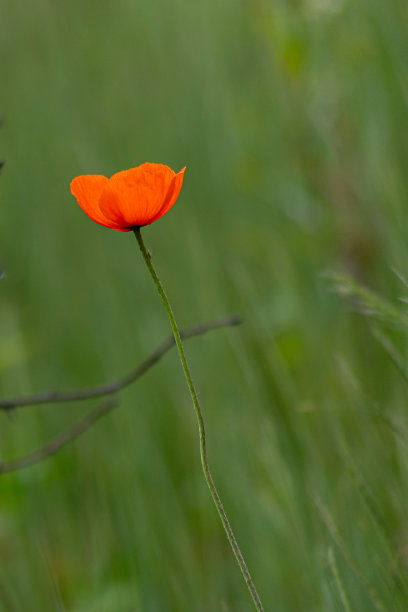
[70,163,186,231]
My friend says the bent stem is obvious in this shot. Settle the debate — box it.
[134,227,263,612]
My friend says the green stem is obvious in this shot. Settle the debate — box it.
[134,228,263,612]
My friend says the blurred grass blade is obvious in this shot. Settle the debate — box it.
[328,547,352,612]
[315,495,387,612]
[371,325,408,387]
[328,273,408,329]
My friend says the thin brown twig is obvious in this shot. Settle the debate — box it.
[0,316,240,472]
[0,315,241,411]
[0,397,117,474]
[0,315,241,474]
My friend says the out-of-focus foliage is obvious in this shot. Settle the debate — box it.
[1,0,408,609]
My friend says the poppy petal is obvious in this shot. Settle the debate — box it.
[99,163,180,228]
[70,174,127,230]
[148,167,186,225]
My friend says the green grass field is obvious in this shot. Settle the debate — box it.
[1,0,408,609]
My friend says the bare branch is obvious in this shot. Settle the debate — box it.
[0,397,117,474]
[0,315,241,474]
[0,315,241,410]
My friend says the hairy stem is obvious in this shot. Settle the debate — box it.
[134,227,263,611]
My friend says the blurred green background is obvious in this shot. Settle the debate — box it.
[1,0,408,609]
